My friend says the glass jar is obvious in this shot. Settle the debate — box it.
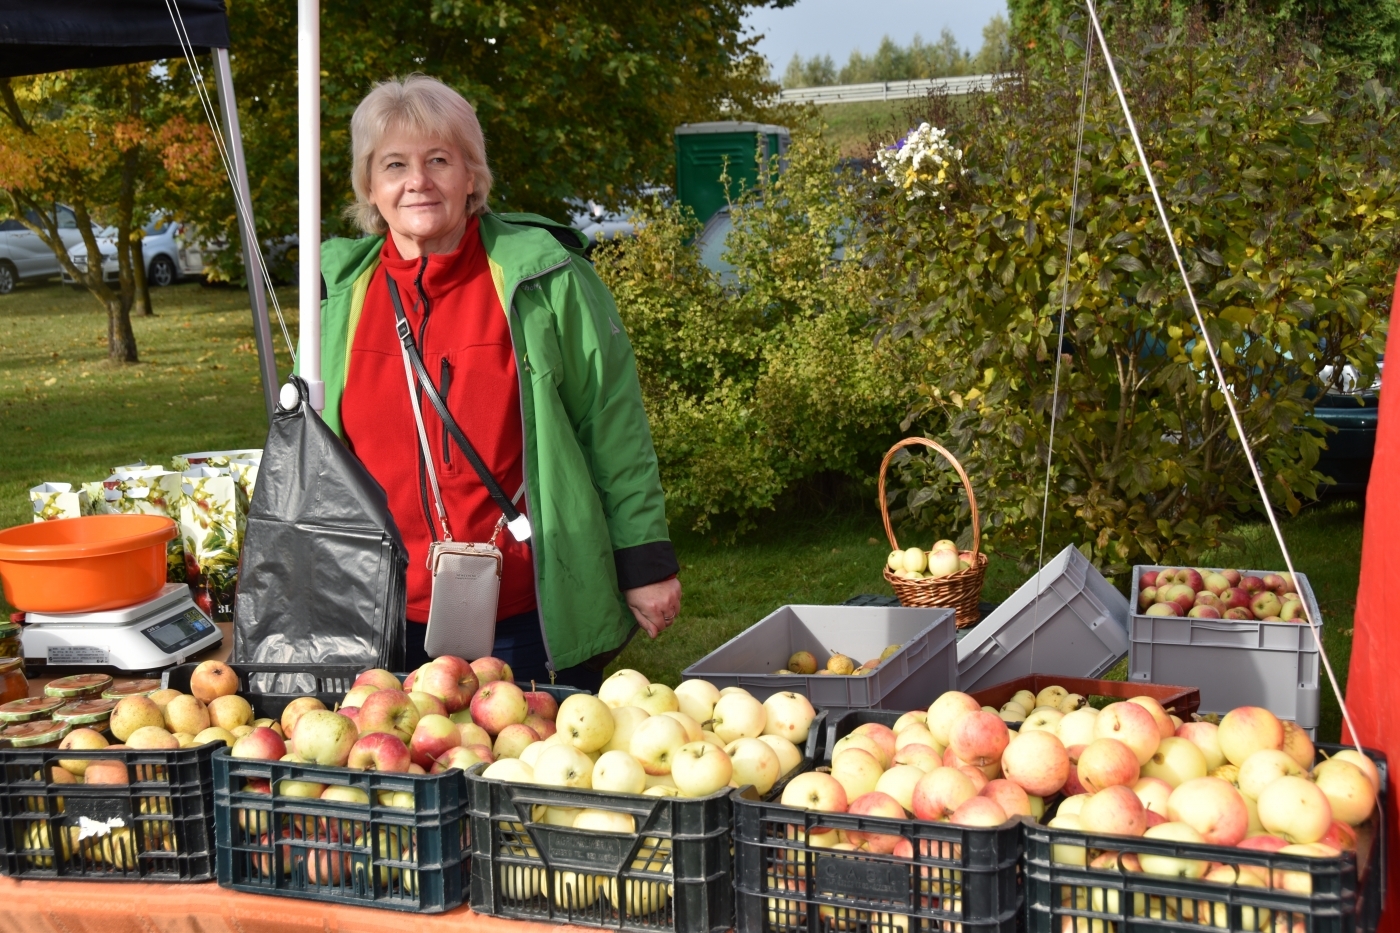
[54,698,118,732]
[0,621,20,659]
[0,658,28,707]
[0,719,70,749]
[0,696,62,724]
[103,678,162,700]
[43,673,112,700]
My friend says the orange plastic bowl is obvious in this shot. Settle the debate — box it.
[0,514,177,613]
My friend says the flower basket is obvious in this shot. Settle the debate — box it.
[877,437,987,626]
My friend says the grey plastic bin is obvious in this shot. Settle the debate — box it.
[1127,565,1323,731]
[957,545,1130,692]
[681,604,956,709]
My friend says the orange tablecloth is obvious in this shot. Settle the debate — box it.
[0,874,571,933]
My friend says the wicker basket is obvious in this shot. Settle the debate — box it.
[878,437,988,627]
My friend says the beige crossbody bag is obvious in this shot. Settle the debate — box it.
[388,270,531,660]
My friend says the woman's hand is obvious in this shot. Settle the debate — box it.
[625,577,682,639]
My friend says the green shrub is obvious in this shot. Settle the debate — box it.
[869,11,1393,574]
[595,133,915,533]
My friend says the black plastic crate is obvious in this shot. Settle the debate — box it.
[163,661,583,720]
[1023,744,1388,933]
[0,742,219,881]
[733,791,1024,933]
[467,770,734,932]
[214,747,470,912]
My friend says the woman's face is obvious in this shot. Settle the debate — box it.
[369,130,474,253]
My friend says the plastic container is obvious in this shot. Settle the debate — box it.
[957,545,1130,691]
[1127,565,1323,730]
[681,605,957,709]
[732,784,1023,933]
[1022,744,1388,933]
[468,764,767,933]
[0,741,219,880]
[967,675,1201,721]
[0,514,177,612]
[213,749,469,913]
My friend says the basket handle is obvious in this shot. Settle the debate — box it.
[877,437,981,562]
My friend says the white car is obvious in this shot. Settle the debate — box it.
[0,205,98,294]
[63,215,204,287]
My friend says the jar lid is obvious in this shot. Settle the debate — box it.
[44,673,113,699]
[2,719,70,748]
[0,657,22,673]
[103,679,162,700]
[54,698,118,725]
[0,696,63,723]
[0,621,18,637]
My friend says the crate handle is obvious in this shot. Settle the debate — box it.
[877,437,980,562]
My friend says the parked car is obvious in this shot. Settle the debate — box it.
[0,205,98,294]
[63,214,203,286]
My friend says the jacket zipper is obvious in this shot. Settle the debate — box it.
[439,357,452,466]
[408,256,439,543]
[502,255,573,673]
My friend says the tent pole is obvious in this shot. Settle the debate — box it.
[297,0,323,411]
[211,47,277,423]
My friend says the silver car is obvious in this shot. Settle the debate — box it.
[0,205,96,294]
[64,215,204,287]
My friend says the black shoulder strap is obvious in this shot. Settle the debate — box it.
[384,270,523,527]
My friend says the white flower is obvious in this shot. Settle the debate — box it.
[876,122,962,202]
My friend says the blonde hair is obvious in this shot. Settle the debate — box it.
[348,74,492,234]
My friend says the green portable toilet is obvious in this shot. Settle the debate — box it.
[674,121,790,226]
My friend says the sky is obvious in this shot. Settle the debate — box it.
[742,0,1011,78]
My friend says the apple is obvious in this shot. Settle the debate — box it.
[1145,603,1178,618]
[827,747,881,800]
[590,749,646,794]
[1000,729,1069,797]
[645,772,677,791]
[893,744,942,773]
[164,694,211,735]
[1239,575,1265,593]
[1250,591,1283,620]
[1202,572,1230,596]
[780,771,848,812]
[628,683,679,717]
[711,692,766,743]
[1055,707,1098,749]
[1276,721,1315,771]
[470,682,529,737]
[662,711,702,743]
[598,669,650,709]
[1329,749,1381,794]
[1060,744,1090,797]
[1132,777,1173,817]
[534,744,594,789]
[944,745,1001,782]
[1140,570,1160,588]
[1137,822,1207,878]
[843,791,908,851]
[673,679,721,723]
[56,728,110,776]
[976,778,1030,818]
[874,765,925,814]
[83,758,131,785]
[1272,843,1341,894]
[630,714,690,775]
[292,709,360,766]
[452,718,490,748]
[189,660,240,703]
[1093,702,1161,765]
[756,735,802,777]
[911,767,977,821]
[1078,738,1140,793]
[431,745,493,773]
[1080,785,1147,837]
[1174,721,1226,771]
[523,690,559,721]
[470,657,513,686]
[786,651,818,675]
[1141,736,1208,787]
[892,710,927,733]
[926,692,982,747]
[358,689,421,744]
[1319,819,1358,852]
[407,691,449,719]
[276,772,327,798]
[1126,697,1175,741]
[1138,586,1159,610]
[1164,584,1197,611]
[1168,776,1249,845]
[126,725,178,749]
[601,705,649,754]
[348,732,412,772]
[834,734,889,770]
[1237,749,1303,799]
[1217,707,1284,765]
[407,714,461,769]
[110,695,165,742]
[1220,587,1252,610]
[1312,758,1376,826]
[1188,605,1223,619]
[231,726,287,761]
[958,764,990,793]
[670,741,734,797]
[520,741,549,769]
[1280,600,1307,622]
[1045,813,1087,866]
[556,693,615,752]
[354,668,402,692]
[493,723,541,759]
[722,737,779,795]
[764,692,816,744]
[208,695,253,732]
[894,723,941,754]
[948,711,1010,767]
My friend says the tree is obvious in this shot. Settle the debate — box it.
[1007,0,1400,75]
[0,67,217,362]
[783,52,838,88]
[189,0,786,276]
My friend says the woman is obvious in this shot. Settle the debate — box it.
[315,75,680,690]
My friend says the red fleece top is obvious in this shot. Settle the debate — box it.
[342,217,536,624]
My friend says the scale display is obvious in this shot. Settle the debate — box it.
[142,607,216,653]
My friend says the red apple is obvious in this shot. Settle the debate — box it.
[1177,569,1204,592]
[1250,591,1283,620]
[1221,587,1251,610]
[1202,572,1230,596]
[1239,575,1265,594]
[893,744,942,772]
[1001,729,1069,797]
[1139,570,1159,589]
[1094,702,1161,765]
[470,681,530,736]
[347,732,412,772]
[1168,776,1249,845]
[911,767,977,821]
[1188,605,1222,619]
[948,711,1010,767]
[431,744,494,774]
[415,659,478,713]
[1261,573,1285,592]
[845,792,906,853]
[1221,569,1241,586]
[524,713,556,740]
[493,723,541,760]
[980,779,1031,817]
[407,691,449,719]
[353,669,402,692]
[949,796,1008,827]
[1236,834,1288,853]
[1078,738,1141,793]
[1193,591,1221,610]
[358,689,421,743]
[852,723,898,764]
[1080,785,1147,837]
[524,691,559,721]
[1156,569,1178,585]
[408,713,461,769]
[231,726,287,761]
[470,657,513,686]
[1062,745,1090,796]
[1224,607,1253,620]
[1138,586,1158,610]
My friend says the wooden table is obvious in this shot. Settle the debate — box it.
[0,874,570,933]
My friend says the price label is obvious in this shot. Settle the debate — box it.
[47,646,110,665]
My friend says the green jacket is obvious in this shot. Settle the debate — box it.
[311,212,677,670]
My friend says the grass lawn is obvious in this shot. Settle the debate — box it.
[815,100,913,157]
[0,279,1367,743]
